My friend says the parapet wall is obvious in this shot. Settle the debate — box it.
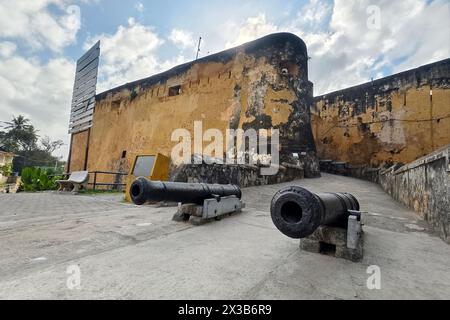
[171,161,305,187]
[379,145,450,243]
[320,146,450,244]
[312,59,450,167]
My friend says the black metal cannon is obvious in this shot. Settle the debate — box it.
[270,186,360,239]
[130,178,242,205]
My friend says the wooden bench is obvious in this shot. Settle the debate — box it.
[56,171,89,193]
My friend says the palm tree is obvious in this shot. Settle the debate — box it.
[2,115,32,131]
[1,115,38,152]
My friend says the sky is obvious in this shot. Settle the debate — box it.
[0,0,449,159]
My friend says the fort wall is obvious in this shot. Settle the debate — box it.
[312,59,450,167]
[68,33,320,181]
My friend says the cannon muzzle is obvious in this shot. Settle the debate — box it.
[130,178,242,205]
[270,186,359,238]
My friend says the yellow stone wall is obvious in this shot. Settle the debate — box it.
[68,129,89,172]
[68,33,317,177]
[88,55,296,173]
[312,59,450,166]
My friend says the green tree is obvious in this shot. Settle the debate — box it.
[1,115,65,173]
[2,115,32,131]
[1,115,38,152]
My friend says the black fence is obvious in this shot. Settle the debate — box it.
[54,171,128,191]
[89,171,127,191]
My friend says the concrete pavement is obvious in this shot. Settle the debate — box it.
[0,173,449,299]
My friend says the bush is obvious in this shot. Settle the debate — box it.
[20,167,61,192]
[0,163,13,177]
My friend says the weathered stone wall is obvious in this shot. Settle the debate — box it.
[379,145,450,243]
[171,161,305,188]
[69,33,320,182]
[312,59,450,167]
[320,146,450,244]
[68,129,89,172]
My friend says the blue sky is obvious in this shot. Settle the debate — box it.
[47,0,307,63]
[0,0,449,159]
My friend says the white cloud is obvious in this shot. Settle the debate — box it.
[135,2,144,13]
[169,28,195,50]
[216,0,449,95]
[302,0,450,94]
[293,0,333,31]
[387,0,450,73]
[0,0,81,52]
[0,41,17,58]
[225,13,278,48]
[0,55,75,157]
[0,1,84,158]
[86,18,190,92]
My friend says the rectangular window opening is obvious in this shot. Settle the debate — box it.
[168,85,182,97]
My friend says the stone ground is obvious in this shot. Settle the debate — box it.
[0,173,449,300]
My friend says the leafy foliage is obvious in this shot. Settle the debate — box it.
[20,167,62,192]
[1,115,38,152]
[0,115,65,173]
[0,163,13,177]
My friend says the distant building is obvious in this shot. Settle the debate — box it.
[0,151,15,181]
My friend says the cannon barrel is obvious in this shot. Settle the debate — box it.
[270,186,359,239]
[130,178,242,205]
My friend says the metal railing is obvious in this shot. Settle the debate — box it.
[53,171,128,191]
[89,171,127,190]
